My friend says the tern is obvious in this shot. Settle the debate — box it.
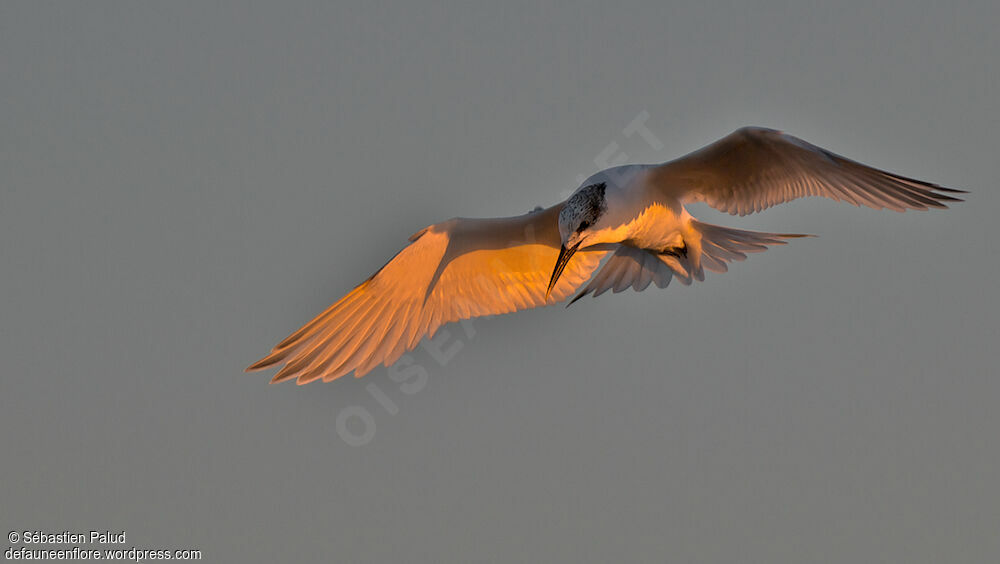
[248,127,964,385]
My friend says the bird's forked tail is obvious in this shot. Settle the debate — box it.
[683,219,814,282]
[568,220,814,304]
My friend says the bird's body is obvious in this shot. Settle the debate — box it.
[248,127,964,384]
[579,165,690,251]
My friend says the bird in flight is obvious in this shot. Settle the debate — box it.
[247,127,964,385]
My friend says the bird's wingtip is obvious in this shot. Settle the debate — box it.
[270,372,295,385]
[935,186,968,194]
[245,356,274,372]
[565,292,589,307]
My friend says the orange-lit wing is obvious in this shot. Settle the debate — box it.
[246,205,608,384]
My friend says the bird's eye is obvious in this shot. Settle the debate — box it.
[577,221,590,232]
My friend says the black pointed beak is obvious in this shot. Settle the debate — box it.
[546,241,581,300]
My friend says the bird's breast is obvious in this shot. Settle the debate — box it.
[618,202,689,251]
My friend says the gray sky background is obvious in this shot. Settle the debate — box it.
[2,1,998,562]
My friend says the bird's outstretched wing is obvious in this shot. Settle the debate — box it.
[568,246,674,304]
[246,205,608,384]
[653,127,965,215]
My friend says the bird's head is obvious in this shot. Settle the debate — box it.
[547,182,608,298]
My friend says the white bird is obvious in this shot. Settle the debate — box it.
[247,127,964,385]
